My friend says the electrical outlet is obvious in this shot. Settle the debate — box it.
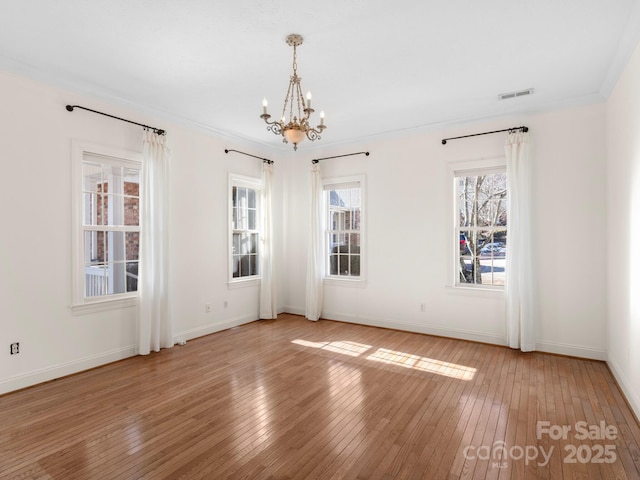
[420,303,426,312]
[10,342,19,355]
[205,304,212,313]
[224,300,228,308]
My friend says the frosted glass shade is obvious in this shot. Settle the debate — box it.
[284,127,305,145]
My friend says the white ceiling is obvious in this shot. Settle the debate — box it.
[2,1,639,151]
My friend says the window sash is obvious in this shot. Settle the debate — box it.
[324,180,362,279]
[72,142,142,309]
[229,174,262,283]
[455,169,507,288]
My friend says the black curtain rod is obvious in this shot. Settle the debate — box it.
[224,149,274,164]
[441,126,528,145]
[311,151,370,164]
[65,105,166,136]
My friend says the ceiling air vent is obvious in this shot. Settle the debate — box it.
[498,88,534,100]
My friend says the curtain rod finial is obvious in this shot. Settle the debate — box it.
[65,105,74,112]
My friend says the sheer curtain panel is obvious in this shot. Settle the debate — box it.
[260,162,277,319]
[505,131,535,351]
[138,131,173,355]
[305,163,324,320]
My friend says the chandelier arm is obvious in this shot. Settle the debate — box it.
[268,123,283,135]
[305,128,322,142]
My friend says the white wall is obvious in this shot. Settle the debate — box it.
[606,40,640,419]
[0,68,611,397]
[284,104,608,360]
[0,71,281,394]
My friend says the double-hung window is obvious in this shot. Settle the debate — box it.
[454,163,507,287]
[72,142,142,311]
[324,176,365,280]
[229,174,262,283]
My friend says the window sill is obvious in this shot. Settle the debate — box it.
[228,277,261,289]
[324,277,368,288]
[71,296,138,315]
[445,284,504,297]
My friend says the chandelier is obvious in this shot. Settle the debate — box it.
[260,34,326,151]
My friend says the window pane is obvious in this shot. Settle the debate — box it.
[85,264,107,297]
[248,188,256,208]
[126,232,139,261]
[124,196,139,226]
[250,233,259,254]
[329,254,338,275]
[238,187,247,208]
[350,188,361,208]
[349,234,360,254]
[248,209,256,230]
[232,255,240,278]
[232,233,240,254]
[240,254,250,277]
[108,261,127,295]
[96,194,107,226]
[85,231,107,263]
[126,261,138,292]
[249,254,257,276]
[83,162,103,193]
[338,255,349,275]
[350,255,360,276]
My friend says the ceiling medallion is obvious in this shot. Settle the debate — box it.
[260,34,326,151]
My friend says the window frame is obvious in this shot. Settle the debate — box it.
[322,174,366,285]
[71,141,142,314]
[448,157,507,291]
[228,173,263,287]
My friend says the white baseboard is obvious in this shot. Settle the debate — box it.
[535,340,607,361]
[173,314,258,343]
[0,346,136,395]
[607,355,640,421]
[282,305,305,316]
[318,310,508,347]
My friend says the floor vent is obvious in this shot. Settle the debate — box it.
[498,88,534,100]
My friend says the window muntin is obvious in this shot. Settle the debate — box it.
[456,169,507,287]
[325,181,362,278]
[229,176,261,282]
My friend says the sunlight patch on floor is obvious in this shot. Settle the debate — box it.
[292,339,476,380]
[291,339,372,357]
[366,348,476,380]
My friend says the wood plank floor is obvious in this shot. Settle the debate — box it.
[1,314,639,479]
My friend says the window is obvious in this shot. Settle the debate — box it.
[72,142,142,310]
[455,166,507,287]
[324,177,364,279]
[229,174,262,283]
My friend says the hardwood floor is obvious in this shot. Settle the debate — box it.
[1,314,639,479]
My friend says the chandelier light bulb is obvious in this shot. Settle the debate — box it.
[306,91,312,109]
[320,110,325,125]
[262,98,268,114]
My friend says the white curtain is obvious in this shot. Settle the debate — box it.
[138,130,173,355]
[505,131,535,351]
[260,161,277,319]
[305,162,324,320]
